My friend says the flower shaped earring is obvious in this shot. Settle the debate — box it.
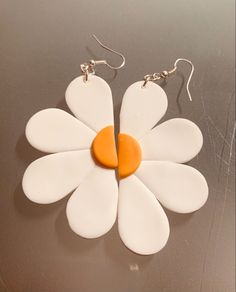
[22,36,208,255]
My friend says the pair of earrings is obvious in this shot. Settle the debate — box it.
[22,35,208,255]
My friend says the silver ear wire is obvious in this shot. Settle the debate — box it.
[173,58,194,101]
[81,35,125,81]
[91,34,125,70]
[143,58,194,101]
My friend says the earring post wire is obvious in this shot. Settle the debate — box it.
[91,34,125,70]
[143,58,194,101]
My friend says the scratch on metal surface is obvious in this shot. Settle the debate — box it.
[198,115,234,290]
[198,93,229,291]
[215,154,229,166]
[226,123,236,175]
[197,113,205,123]
[200,96,217,166]
[217,125,235,239]
[0,274,11,292]
[212,122,236,279]
[207,116,230,147]
[217,92,235,180]
[199,188,218,292]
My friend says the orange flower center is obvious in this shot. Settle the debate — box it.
[92,126,142,179]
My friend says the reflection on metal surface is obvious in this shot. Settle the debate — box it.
[129,263,139,271]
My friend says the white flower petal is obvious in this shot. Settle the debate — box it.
[65,75,114,132]
[140,118,203,163]
[120,81,168,139]
[118,175,170,255]
[22,150,94,204]
[136,161,208,214]
[26,109,96,153]
[66,167,118,239]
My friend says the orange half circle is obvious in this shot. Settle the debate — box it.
[118,133,142,179]
[92,126,118,168]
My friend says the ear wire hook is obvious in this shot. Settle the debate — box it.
[143,58,194,101]
[174,58,194,101]
[91,34,125,70]
[80,35,125,81]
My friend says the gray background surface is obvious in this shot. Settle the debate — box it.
[0,1,235,291]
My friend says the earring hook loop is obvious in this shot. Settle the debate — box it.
[80,35,125,82]
[91,34,125,70]
[143,58,194,101]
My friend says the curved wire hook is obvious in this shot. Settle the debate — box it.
[174,58,194,101]
[143,58,194,101]
[91,34,125,70]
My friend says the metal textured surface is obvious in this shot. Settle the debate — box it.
[0,0,235,291]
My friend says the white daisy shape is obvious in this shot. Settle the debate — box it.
[22,75,208,255]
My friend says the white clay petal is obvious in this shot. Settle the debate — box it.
[120,81,168,139]
[140,118,203,163]
[118,175,170,255]
[136,161,208,214]
[22,150,94,204]
[66,75,114,132]
[66,167,118,239]
[25,108,96,153]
